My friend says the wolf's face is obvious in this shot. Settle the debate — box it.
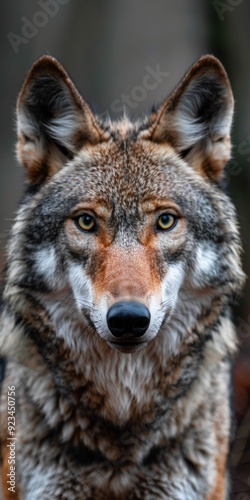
[11,56,243,354]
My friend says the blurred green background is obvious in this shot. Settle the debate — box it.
[0,1,249,497]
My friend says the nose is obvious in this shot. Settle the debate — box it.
[107,301,151,338]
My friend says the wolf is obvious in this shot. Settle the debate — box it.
[0,54,245,499]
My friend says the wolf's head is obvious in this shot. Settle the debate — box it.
[9,55,244,356]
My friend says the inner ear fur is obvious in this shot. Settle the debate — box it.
[146,55,234,180]
[16,55,106,183]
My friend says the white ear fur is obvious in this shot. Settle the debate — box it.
[46,113,82,151]
[16,56,104,182]
[17,85,83,149]
[173,78,233,150]
[149,55,234,179]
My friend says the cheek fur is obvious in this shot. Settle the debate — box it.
[188,242,219,288]
[161,262,185,311]
[68,263,93,310]
[33,245,59,289]
[195,243,217,274]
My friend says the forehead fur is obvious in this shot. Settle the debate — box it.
[67,127,203,202]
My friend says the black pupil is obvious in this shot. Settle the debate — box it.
[161,215,171,225]
[83,215,92,226]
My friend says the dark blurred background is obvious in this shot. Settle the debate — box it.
[0,1,249,497]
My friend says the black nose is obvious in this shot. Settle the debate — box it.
[107,301,151,338]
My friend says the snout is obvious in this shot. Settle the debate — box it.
[107,301,151,352]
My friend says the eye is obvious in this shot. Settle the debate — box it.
[75,214,96,232]
[157,213,177,231]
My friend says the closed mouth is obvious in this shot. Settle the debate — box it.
[109,339,147,352]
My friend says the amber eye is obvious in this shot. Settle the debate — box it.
[75,214,96,232]
[157,213,177,231]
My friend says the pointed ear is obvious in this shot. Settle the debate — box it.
[17,56,106,183]
[147,55,234,180]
